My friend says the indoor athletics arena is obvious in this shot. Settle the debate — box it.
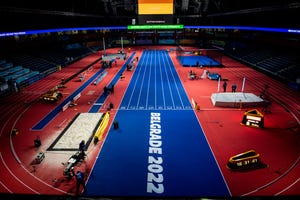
[0,1,299,200]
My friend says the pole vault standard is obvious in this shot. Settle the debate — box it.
[241,77,246,92]
[216,77,246,92]
[103,37,106,56]
[217,77,221,92]
[121,36,124,52]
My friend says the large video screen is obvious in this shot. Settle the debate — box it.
[138,0,174,15]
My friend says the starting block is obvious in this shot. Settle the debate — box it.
[35,152,45,164]
[120,74,125,80]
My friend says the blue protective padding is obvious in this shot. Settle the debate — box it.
[177,55,221,67]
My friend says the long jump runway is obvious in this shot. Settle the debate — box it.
[85,50,231,197]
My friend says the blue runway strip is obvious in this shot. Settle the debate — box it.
[31,68,105,130]
[85,50,230,197]
[89,52,136,113]
[120,50,192,110]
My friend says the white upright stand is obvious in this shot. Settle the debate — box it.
[103,37,106,56]
[241,77,246,92]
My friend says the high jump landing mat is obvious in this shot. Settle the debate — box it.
[211,92,265,108]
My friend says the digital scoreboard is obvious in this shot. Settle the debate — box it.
[138,0,173,15]
[227,150,262,170]
[137,0,174,25]
[241,109,264,128]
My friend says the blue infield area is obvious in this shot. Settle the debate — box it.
[177,55,221,67]
[85,50,230,197]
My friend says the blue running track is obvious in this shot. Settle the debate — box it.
[85,50,230,197]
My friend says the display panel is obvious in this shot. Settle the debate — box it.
[1,26,300,38]
[138,0,173,15]
[128,24,183,30]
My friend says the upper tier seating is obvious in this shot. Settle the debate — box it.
[223,41,300,89]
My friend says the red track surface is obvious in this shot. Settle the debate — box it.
[0,46,299,198]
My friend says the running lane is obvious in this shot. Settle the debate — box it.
[120,50,191,110]
[85,50,231,197]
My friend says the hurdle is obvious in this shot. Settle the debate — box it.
[120,73,125,80]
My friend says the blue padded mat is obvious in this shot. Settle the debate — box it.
[177,55,221,67]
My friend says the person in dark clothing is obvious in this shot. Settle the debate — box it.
[109,102,114,110]
[34,136,41,147]
[223,81,227,92]
[104,86,108,94]
[79,140,86,156]
[120,73,125,80]
[76,171,86,195]
[232,84,237,92]
[111,84,114,94]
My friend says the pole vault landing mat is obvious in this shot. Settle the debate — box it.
[47,113,103,151]
[211,92,265,108]
[84,110,231,197]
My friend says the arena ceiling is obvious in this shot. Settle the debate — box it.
[0,0,300,31]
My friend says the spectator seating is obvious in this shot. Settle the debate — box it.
[15,71,40,84]
[0,59,6,65]
[2,68,30,82]
[243,50,271,64]
[9,53,57,73]
[256,55,294,73]
[0,59,41,95]
[158,38,175,45]
[1,41,102,96]
[0,62,14,71]
[0,65,23,77]
[223,41,300,89]
[277,64,300,84]
[136,39,153,45]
